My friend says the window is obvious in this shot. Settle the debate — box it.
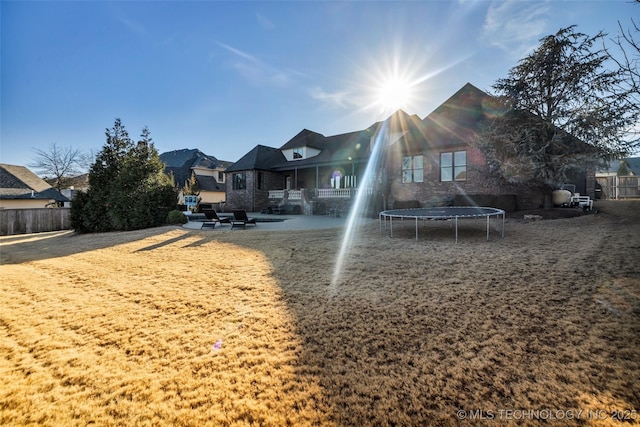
[293,148,303,159]
[402,155,424,183]
[218,171,224,182]
[257,172,265,190]
[440,151,467,181]
[232,172,246,190]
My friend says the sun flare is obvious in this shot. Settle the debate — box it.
[375,77,412,112]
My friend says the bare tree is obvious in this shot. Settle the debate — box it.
[29,142,84,192]
[603,1,640,143]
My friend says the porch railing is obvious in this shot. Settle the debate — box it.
[268,188,376,201]
[317,188,351,198]
[268,190,302,200]
[288,190,302,200]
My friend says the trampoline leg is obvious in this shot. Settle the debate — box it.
[455,217,458,243]
[486,215,490,240]
[415,217,418,241]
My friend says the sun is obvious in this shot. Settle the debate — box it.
[375,76,413,112]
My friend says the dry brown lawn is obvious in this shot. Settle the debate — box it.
[1,200,639,426]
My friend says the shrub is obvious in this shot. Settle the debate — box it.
[166,210,188,225]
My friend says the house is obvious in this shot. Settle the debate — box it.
[160,149,232,205]
[51,173,89,205]
[225,83,597,214]
[0,164,70,209]
[384,83,596,209]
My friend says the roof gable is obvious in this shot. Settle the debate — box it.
[279,129,326,150]
[225,145,287,172]
[402,83,506,150]
[0,164,69,201]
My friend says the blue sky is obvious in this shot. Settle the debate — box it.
[1,0,636,169]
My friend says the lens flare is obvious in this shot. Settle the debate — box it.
[330,121,389,293]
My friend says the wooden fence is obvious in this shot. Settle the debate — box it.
[0,208,71,236]
[596,175,640,200]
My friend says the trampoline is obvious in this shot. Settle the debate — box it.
[379,206,505,242]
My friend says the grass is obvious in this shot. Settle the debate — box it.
[1,200,639,426]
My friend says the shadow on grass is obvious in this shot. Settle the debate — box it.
[0,225,186,265]
[219,202,640,426]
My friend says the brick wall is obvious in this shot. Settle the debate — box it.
[226,170,283,212]
[384,145,548,210]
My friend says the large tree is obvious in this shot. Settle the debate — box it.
[71,119,177,233]
[29,142,84,192]
[604,1,639,141]
[480,26,639,197]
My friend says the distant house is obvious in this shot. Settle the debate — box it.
[0,164,70,209]
[160,149,232,205]
[225,83,597,214]
[48,173,89,205]
[597,157,640,177]
[596,156,640,199]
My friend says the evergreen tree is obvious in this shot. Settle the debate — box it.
[71,119,177,233]
[617,161,630,176]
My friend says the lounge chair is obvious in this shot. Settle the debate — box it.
[202,209,232,227]
[231,210,257,229]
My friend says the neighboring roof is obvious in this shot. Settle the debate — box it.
[225,145,287,173]
[0,164,70,202]
[160,148,230,188]
[598,157,640,175]
[196,175,225,192]
[160,148,219,168]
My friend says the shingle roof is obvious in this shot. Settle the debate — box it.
[279,129,326,150]
[160,148,230,189]
[160,149,219,168]
[225,145,287,172]
[271,129,374,171]
[419,83,503,149]
[227,110,427,173]
[196,175,225,192]
[598,157,640,174]
[0,164,70,202]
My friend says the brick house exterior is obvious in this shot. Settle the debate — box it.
[225,83,597,214]
[225,145,287,212]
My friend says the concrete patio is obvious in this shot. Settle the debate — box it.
[182,213,376,231]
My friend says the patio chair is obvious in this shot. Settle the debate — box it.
[570,194,594,211]
[202,209,232,227]
[231,210,257,229]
